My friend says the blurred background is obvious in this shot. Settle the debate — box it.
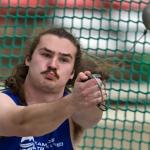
[0,0,150,149]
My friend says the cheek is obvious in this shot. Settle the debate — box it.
[28,59,44,75]
[61,66,74,80]
[29,54,45,68]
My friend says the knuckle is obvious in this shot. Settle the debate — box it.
[80,90,87,98]
[78,84,84,91]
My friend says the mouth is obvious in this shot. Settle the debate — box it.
[41,68,59,80]
[45,71,58,80]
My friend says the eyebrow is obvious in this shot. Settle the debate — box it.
[39,47,54,54]
[39,47,73,59]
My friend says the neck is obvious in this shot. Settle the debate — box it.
[23,78,65,105]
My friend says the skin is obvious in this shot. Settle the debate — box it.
[0,34,104,148]
[24,34,76,104]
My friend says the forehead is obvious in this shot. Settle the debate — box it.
[37,34,77,55]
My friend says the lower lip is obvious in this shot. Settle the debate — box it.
[45,73,56,80]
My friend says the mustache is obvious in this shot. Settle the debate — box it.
[41,67,59,79]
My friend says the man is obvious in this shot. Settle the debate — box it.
[0,28,106,149]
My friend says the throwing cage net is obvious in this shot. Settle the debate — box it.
[0,0,150,149]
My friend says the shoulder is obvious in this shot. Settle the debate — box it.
[0,88,21,105]
[0,90,12,101]
[0,89,18,106]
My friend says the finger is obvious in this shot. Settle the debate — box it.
[98,89,107,96]
[75,72,89,82]
[84,71,91,77]
[81,79,99,91]
[82,80,107,97]
[91,92,107,103]
[84,98,100,107]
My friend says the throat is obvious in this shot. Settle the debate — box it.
[24,77,65,105]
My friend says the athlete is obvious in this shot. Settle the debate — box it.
[0,28,107,149]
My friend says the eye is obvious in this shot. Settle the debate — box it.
[59,57,70,63]
[41,53,52,58]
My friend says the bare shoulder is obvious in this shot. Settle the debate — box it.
[0,91,23,136]
[0,91,18,122]
[69,118,84,148]
[0,91,16,106]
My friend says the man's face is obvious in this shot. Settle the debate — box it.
[25,34,77,92]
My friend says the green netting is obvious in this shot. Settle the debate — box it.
[0,0,150,149]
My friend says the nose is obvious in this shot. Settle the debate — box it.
[47,57,58,69]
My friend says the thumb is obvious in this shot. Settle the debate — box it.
[75,71,91,82]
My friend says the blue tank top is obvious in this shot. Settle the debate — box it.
[0,89,74,150]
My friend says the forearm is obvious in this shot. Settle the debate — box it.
[72,106,103,128]
[7,95,75,136]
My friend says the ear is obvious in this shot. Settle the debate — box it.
[25,55,31,66]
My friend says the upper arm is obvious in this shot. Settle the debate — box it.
[0,92,24,136]
[69,118,84,147]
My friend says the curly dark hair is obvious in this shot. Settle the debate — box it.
[5,28,82,105]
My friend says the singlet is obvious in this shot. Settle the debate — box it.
[0,89,74,150]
